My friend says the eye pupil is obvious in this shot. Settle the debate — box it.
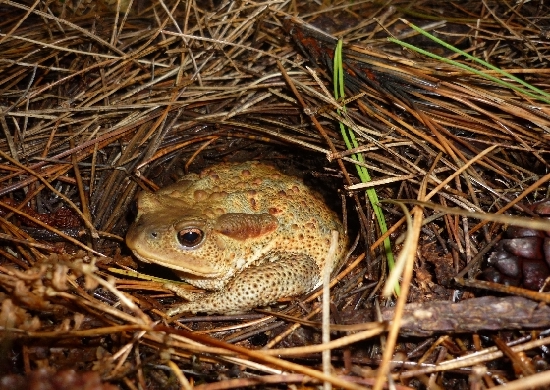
[177,228,204,247]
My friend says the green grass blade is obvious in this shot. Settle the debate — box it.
[390,20,550,104]
[333,39,398,295]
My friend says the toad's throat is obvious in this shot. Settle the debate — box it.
[130,251,222,277]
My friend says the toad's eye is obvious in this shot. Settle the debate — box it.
[177,228,204,248]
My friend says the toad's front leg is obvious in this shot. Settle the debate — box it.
[165,253,320,315]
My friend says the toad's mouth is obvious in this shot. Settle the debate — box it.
[130,250,222,277]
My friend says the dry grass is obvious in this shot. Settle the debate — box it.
[1,0,550,389]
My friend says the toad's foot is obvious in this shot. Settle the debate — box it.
[165,253,320,315]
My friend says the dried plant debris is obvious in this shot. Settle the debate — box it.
[0,369,118,390]
[378,296,550,337]
[1,0,550,389]
[481,199,550,290]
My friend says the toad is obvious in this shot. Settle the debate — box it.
[126,161,347,315]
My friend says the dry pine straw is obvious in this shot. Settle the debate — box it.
[0,0,550,389]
